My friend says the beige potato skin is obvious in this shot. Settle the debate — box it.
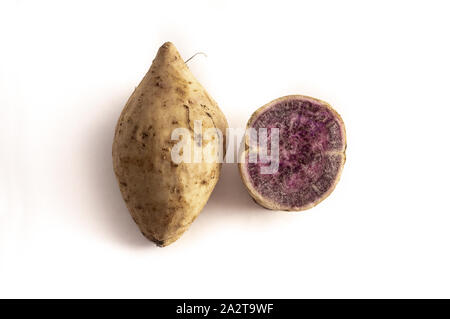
[238,95,346,211]
[112,42,228,246]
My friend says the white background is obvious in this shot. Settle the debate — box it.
[1,0,450,298]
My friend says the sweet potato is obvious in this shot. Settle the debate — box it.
[112,42,228,246]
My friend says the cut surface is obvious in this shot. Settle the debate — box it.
[241,95,346,211]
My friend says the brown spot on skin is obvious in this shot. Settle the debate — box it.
[136,93,144,108]
[172,120,179,125]
[203,109,218,131]
[201,180,207,185]
[176,87,185,97]
[183,104,191,129]
[120,182,127,187]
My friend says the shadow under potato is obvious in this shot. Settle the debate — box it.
[204,163,260,214]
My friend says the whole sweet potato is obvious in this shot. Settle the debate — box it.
[113,42,228,246]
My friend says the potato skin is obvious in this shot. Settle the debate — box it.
[112,42,227,246]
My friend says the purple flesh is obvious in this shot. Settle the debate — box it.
[246,97,345,209]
